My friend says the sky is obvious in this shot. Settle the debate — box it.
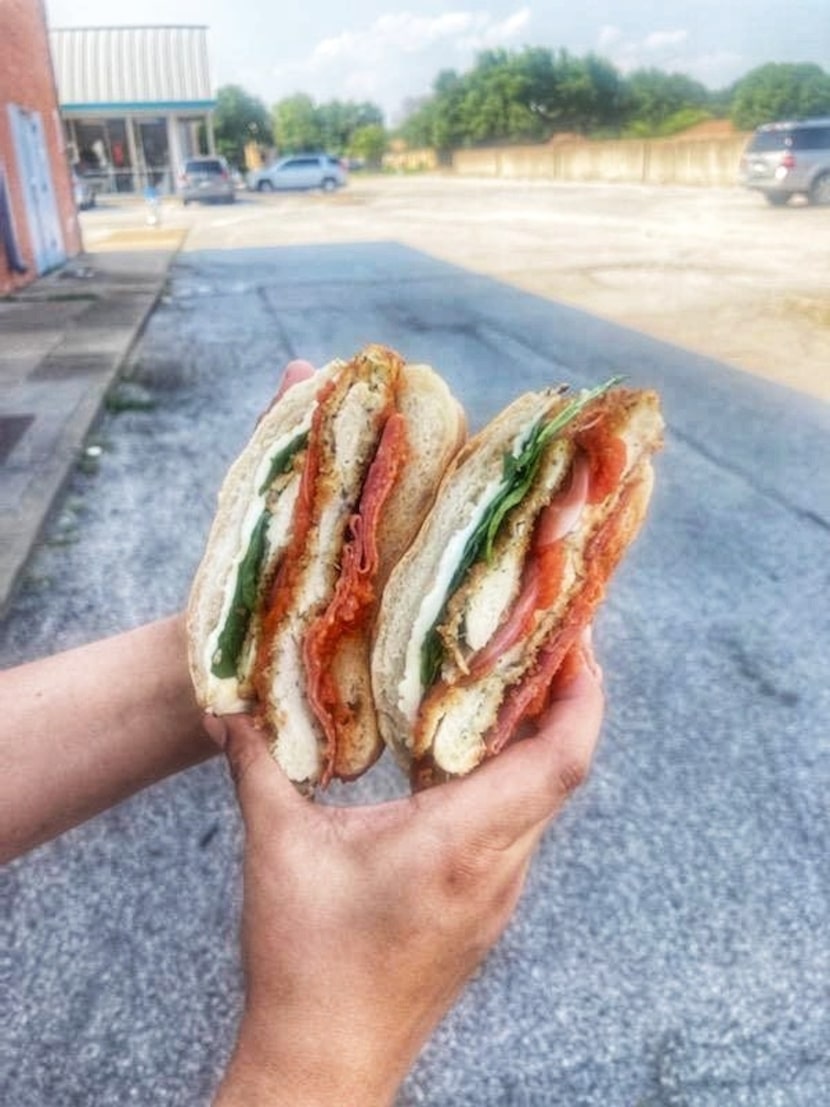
[45,0,830,123]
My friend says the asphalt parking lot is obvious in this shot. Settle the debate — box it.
[3,179,830,1105]
[83,175,830,399]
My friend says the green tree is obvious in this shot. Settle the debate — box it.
[273,95,385,155]
[273,94,323,153]
[317,101,384,153]
[348,123,387,166]
[622,69,712,135]
[730,63,830,129]
[399,48,627,150]
[213,84,272,167]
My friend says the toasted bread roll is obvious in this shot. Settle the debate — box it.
[372,383,664,786]
[187,345,465,789]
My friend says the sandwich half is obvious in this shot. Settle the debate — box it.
[371,380,664,787]
[187,344,465,788]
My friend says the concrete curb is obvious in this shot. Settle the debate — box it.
[0,248,178,617]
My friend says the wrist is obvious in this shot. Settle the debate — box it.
[214,1013,400,1107]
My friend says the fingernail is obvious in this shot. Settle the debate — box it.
[203,713,228,750]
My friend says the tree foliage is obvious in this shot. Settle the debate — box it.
[348,123,387,166]
[622,69,710,135]
[273,95,384,155]
[730,63,830,130]
[213,85,272,167]
[398,48,830,149]
[273,94,322,153]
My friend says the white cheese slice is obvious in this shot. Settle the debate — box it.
[396,424,535,725]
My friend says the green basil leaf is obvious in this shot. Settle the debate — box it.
[419,378,621,689]
[212,512,269,678]
[210,430,308,680]
[258,430,308,494]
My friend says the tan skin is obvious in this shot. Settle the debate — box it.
[213,648,604,1106]
[1,361,606,1105]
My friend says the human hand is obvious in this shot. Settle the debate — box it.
[211,631,604,1107]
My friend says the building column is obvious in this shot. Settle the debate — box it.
[166,114,183,193]
[206,112,216,155]
[124,116,140,192]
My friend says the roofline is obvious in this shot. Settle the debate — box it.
[50,24,209,32]
[61,100,216,114]
[757,117,830,129]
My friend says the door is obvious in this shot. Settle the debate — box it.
[7,104,66,275]
[275,157,320,189]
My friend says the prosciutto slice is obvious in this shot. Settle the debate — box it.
[304,413,408,782]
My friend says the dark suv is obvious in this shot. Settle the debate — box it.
[739,118,830,206]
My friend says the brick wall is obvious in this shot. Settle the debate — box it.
[0,0,80,294]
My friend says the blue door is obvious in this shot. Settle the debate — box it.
[7,104,66,275]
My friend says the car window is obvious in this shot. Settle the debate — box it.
[748,131,792,153]
[791,127,830,151]
[186,159,224,174]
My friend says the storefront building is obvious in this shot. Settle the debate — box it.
[0,0,80,293]
[49,25,216,195]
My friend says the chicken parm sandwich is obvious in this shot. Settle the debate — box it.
[187,345,465,789]
[371,381,664,788]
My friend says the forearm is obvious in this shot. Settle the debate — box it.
[0,613,216,861]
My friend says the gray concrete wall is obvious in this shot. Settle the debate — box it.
[453,135,750,187]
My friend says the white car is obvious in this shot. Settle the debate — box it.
[248,154,347,193]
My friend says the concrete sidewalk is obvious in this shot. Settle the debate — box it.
[0,248,178,615]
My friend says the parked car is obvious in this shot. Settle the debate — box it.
[72,169,96,210]
[178,156,236,205]
[247,154,347,193]
[739,118,830,206]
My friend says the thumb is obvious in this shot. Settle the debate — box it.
[210,713,300,831]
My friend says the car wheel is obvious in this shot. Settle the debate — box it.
[257,180,274,192]
[808,172,830,206]
[764,191,790,207]
[321,177,337,192]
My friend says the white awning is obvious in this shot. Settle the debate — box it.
[50,25,214,111]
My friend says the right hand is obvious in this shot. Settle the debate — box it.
[212,633,604,1106]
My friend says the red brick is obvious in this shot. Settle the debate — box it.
[0,0,81,294]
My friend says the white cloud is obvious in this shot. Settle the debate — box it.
[643,30,688,52]
[310,8,531,64]
[593,27,745,87]
[273,8,532,116]
[597,25,623,51]
[596,25,692,74]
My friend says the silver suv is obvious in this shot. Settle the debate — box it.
[739,118,830,206]
[247,154,347,193]
[179,156,236,205]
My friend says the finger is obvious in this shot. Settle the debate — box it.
[256,360,317,425]
[220,714,302,833]
[275,359,316,401]
[422,645,604,851]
